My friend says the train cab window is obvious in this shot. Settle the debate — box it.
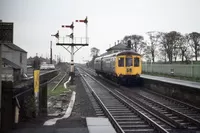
[126,57,132,67]
[118,57,124,67]
[134,57,140,67]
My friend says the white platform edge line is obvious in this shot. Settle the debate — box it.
[141,75,200,89]
[64,76,71,89]
[43,91,76,125]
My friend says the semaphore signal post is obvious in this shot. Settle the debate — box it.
[51,16,89,84]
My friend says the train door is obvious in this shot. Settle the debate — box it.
[111,56,115,73]
[116,56,125,76]
[132,56,141,75]
[126,55,133,75]
[100,57,103,72]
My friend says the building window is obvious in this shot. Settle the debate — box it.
[134,57,140,67]
[20,53,22,63]
[118,57,124,67]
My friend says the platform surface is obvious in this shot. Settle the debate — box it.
[141,74,200,89]
[86,117,116,133]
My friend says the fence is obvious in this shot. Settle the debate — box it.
[1,70,58,133]
[142,63,200,78]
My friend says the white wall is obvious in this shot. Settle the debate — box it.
[1,67,13,82]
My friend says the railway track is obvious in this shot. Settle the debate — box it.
[134,89,200,127]
[142,89,200,120]
[47,72,67,91]
[80,77,105,117]
[116,88,200,132]
[78,67,170,133]
[79,66,200,132]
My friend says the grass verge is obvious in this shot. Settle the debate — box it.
[48,84,70,97]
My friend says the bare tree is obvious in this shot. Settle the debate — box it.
[158,46,167,63]
[177,34,189,62]
[188,32,200,61]
[159,31,181,63]
[123,34,146,54]
[143,45,152,62]
[146,31,161,62]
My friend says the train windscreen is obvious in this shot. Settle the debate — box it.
[126,57,132,67]
[118,57,124,67]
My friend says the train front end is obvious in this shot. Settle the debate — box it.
[115,51,142,84]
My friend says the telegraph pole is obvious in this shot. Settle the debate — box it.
[0,44,2,129]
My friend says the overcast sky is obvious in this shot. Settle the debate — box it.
[1,0,200,63]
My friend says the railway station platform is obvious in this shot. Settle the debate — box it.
[10,117,116,133]
[141,74,200,107]
[141,74,200,89]
[86,117,116,133]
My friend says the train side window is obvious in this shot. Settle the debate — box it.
[134,57,140,67]
[118,57,124,67]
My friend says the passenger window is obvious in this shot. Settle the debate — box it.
[118,57,124,67]
[134,57,140,67]
[126,57,132,67]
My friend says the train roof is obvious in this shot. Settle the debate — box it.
[95,50,141,60]
[117,50,141,56]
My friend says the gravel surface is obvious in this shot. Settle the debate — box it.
[71,72,96,117]
[10,66,95,133]
[47,91,72,116]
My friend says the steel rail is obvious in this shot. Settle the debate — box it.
[13,70,60,98]
[83,70,169,133]
[51,72,67,91]
[134,92,200,128]
[78,68,124,133]
[114,89,181,129]
[143,89,200,111]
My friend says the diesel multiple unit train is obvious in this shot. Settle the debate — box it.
[94,50,142,84]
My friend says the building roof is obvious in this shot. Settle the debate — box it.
[4,43,27,53]
[106,43,131,51]
[117,50,141,56]
[2,58,21,69]
[100,52,109,56]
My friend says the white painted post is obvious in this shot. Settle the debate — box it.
[71,46,74,74]
[70,27,74,84]
[86,23,88,44]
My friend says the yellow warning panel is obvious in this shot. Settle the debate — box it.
[34,70,40,93]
